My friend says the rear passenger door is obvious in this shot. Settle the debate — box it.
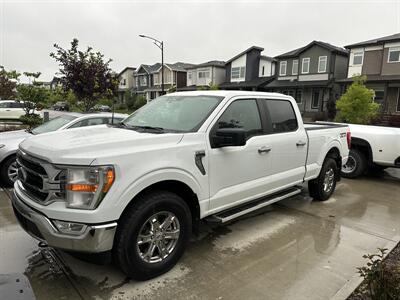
[261,99,308,190]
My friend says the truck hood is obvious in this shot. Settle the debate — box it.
[19,125,184,165]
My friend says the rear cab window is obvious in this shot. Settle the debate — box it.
[262,99,298,133]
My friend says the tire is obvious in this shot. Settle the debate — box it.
[0,155,18,187]
[113,191,192,281]
[341,149,367,179]
[309,157,338,201]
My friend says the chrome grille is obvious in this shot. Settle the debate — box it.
[16,151,64,205]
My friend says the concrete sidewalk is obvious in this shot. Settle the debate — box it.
[1,169,399,300]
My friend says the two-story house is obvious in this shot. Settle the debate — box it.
[219,46,276,91]
[117,67,136,103]
[134,62,194,101]
[339,33,400,115]
[265,41,349,118]
[181,61,226,90]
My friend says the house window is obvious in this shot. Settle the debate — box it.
[231,67,245,79]
[198,69,211,78]
[121,79,126,86]
[279,61,287,76]
[318,56,327,73]
[388,47,400,63]
[139,76,147,86]
[302,58,310,74]
[295,90,302,104]
[292,60,298,75]
[397,88,400,112]
[353,51,364,65]
[262,66,265,76]
[188,72,192,80]
[312,90,320,109]
[135,77,138,86]
[153,74,159,85]
[373,90,385,105]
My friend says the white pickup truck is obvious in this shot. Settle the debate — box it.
[11,91,350,280]
[340,124,400,178]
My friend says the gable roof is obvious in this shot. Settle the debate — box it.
[118,67,136,77]
[345,33,400,48]
[225,46,264,64]
[186,60,226,69]
[275,40,348,58]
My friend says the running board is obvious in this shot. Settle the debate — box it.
[206,187,302,224]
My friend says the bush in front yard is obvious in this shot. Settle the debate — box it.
[335,76,380,124]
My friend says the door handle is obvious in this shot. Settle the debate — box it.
[258,146,271,154]
[296,141,307,147]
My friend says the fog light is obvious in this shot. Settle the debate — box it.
[52,220,87,236]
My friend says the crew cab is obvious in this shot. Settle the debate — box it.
[339,123,400,178]
[11,91,350,280]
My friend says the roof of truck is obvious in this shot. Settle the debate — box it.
[167,90,290,99]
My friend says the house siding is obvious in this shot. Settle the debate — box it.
[381,48,400,75]
[299,45,331,75]
[245,49,261,81]
[362,50,383,75]
[334,55,349,79]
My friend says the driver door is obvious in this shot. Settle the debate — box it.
[207,98,274,212]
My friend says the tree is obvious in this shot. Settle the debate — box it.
[17,72,47,128]
[0,67,20,100]
[50,38,118,112]
[335,76,380,124]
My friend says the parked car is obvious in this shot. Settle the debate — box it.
[53,102,69,111]
[91,104,112,112]
[0,112,127,186]
[339,124,400,178]
[0,100,30,120]
[10,91,350,280]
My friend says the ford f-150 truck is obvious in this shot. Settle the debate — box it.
[11,91,350,280]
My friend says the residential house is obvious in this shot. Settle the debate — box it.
[134,62,194,101]
[181,61,226,90]
[117,67,136,103]
[265,41,349,118]
[339,33,400,116]
[219,46,276,91]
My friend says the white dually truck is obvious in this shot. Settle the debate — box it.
[11,91,350,280]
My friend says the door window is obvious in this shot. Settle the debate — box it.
[215,99,262,138]
[69,117,108,128]
[312,91,320,109]
[264,100,298,133]
[0,102,11,108]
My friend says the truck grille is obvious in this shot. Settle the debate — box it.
[16,151,63,205]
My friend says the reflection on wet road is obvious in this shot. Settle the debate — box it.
[1,169,399,300]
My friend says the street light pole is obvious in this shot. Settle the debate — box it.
[139,34,164,95]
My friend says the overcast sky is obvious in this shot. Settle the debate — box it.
[1,0,400,82]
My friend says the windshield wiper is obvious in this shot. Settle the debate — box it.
[130,125,165,133]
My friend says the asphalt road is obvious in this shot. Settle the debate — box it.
[1,169,400,300]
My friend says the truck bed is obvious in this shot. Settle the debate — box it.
[304,122,349,131]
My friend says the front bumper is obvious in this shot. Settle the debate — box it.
[11,190,117,253]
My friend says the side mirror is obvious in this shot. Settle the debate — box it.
[211,128,246,148]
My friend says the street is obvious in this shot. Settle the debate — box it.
[1,169,400,300]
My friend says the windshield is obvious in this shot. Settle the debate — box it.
[31,115,78,135]
[123,95,223,132]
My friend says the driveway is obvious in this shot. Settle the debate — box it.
[1,169,400,300]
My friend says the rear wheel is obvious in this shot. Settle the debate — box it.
[341,149,367,179]
[309,158,338,201]
[0,155,18,187]
[113,191,192,280]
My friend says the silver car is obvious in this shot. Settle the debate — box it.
[0,112,127,186]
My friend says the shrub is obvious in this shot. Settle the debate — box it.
[20,114,43,129]
[134,96,147,110]
[335,76,380,124]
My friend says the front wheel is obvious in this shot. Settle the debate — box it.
[0,155,18,187]
[309,158,338,201]
[113,191,192,280]
[341,149,367,179]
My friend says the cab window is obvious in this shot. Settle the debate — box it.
[263,99,298,133]
[214,99,263,138]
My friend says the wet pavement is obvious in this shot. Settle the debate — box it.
[1,169,399,300]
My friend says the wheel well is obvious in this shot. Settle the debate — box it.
[0,153,16,170]
[122,180,200,233]
[351,137,373,164]
[326,147,342,180]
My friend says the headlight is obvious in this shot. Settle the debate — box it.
[63,166,115,210]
